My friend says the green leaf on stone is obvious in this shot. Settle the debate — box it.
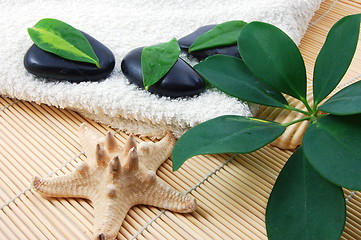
[141,38,180,90]
[28,18,100,68]
[313,14,361,106]
[172,115,286,171]
[238,21,307,102]
[189,20,247,52]
[194,55,289,108]
[266,147,346,240]
[319,81,361,115]
[303,114,361,190]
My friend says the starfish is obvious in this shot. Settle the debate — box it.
[31,123,197,240]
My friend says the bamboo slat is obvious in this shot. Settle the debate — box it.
[1,1,360,239]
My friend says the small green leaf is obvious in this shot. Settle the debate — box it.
[28,18,100,68]
[172,115,286,171]
[313,14,361,106]
[303,114,361,190]
[266,148,346,240]
[189,20,247,52]
[319,81,361,115]
[141,38,180,90]
[238,22,307,102]
[194,55,289,108]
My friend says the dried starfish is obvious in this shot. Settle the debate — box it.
[32,123,197,240]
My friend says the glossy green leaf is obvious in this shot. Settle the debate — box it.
[189,20,247,52]
[266,148,346,240]
[303,114,361,190]
[141,38,180,90]
[238,22,307,102]
[319,81,361,115]
[172,115,286,171]
[194,55,288,108]
[313,14,361,106]
[28,18,100,68]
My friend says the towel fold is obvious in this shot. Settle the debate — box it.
[0,0,322,138]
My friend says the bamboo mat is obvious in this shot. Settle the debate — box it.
[1,0,360,239]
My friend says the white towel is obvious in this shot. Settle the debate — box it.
[0,0,322,138]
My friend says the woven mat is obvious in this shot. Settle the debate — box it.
[1,0,360,239]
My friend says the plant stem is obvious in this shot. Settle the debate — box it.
[313,103,319,114]
[284,105,310,116]
[301,97,313,113]
[281,116,311,127]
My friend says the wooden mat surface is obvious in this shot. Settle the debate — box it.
[1,0,360,239]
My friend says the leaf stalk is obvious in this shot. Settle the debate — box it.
[284,105,310,116]
[301,97,314,114]
[281,116,311,127]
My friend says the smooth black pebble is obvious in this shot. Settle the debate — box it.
[24,31,115,83]
[178,24,240,61]
[121,47,205,98]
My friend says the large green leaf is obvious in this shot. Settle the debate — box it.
[141,38,180,90]
[319,81,361,115]
[172,115,286,171]
[266,148,346,240]
[194,55,288,108]
[303,114,361,190]
[238,22,307,102]
[313,14,361,106]
[189,20,247,52]
[28,18,100,68]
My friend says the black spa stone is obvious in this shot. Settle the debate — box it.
[24,32,115,83]
[121,47,205,98]
[178,24,241,61]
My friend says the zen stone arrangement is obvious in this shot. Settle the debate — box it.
[24,22,242,98]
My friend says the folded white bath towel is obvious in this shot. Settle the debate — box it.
[0,0,322,138]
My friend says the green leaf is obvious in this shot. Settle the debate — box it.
[319,81,361,115]
[194,55,289,108]
[266,148,346,240]
[313,14,361,106]
[172,115,286,171]
[141,38,180,90]
[303,114,361,190]
[28,18,100,68]
[189,20,247,52]
[238,22,307,102]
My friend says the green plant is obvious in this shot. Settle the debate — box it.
[189,20,247,52]
[172,14,361,239]
[28,18,100,68]
[140,21,247,90]
[141,38,180,90]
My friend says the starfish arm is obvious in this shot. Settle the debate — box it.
[32,171,92,198]
[92,197,131,240]
[138,132,176,172]
[140,178,197,213]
